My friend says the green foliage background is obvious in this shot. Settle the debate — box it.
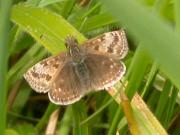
[0,0,179,135]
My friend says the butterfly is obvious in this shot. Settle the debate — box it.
[24,30,128,105]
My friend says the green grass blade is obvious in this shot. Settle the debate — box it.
[81,13,116,33]
[155,80,172,121]
[125,45,151,99]
[81,96,113,125]
[35,103,58,132]
[153,0,169,14]
[72,101,88,135]
[8,44,42,80]
[0,0,12,134]
[102,0,180,90]
[58,107,73,135]
[163,87,178,128]
[61,0,76,19]
[108,107,123,135]
[38,0,65,7]
[141,62,158,98]
[174,0,180,32]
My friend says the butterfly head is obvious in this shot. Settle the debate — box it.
[65,36,83,63]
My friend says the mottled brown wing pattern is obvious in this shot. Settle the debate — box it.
[48,61,83,105]
[24,53,66,93]
[82,30,128,59]
[24,30,128,105]
[84,54,126,90]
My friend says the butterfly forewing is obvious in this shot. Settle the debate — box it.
[48,61,83,105]
[84,54,126,90]
[82,30,128,59]
[24,53,66,93]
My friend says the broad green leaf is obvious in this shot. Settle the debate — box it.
[11,4,85,54]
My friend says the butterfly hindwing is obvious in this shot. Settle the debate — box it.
[48,61,83,105]
[82,30,128,59]
[24,53,66,93]
[84,53,126,90]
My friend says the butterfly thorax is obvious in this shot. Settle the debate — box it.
[65,36,84,63]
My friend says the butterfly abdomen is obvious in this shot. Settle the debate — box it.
[74,62,90,89]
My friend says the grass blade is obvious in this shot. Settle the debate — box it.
[0,0,12,134]
[102,0,180,90]
[155,79,172,122]
[174,0,180,32]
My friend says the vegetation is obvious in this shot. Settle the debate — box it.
[0,0,179,134]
